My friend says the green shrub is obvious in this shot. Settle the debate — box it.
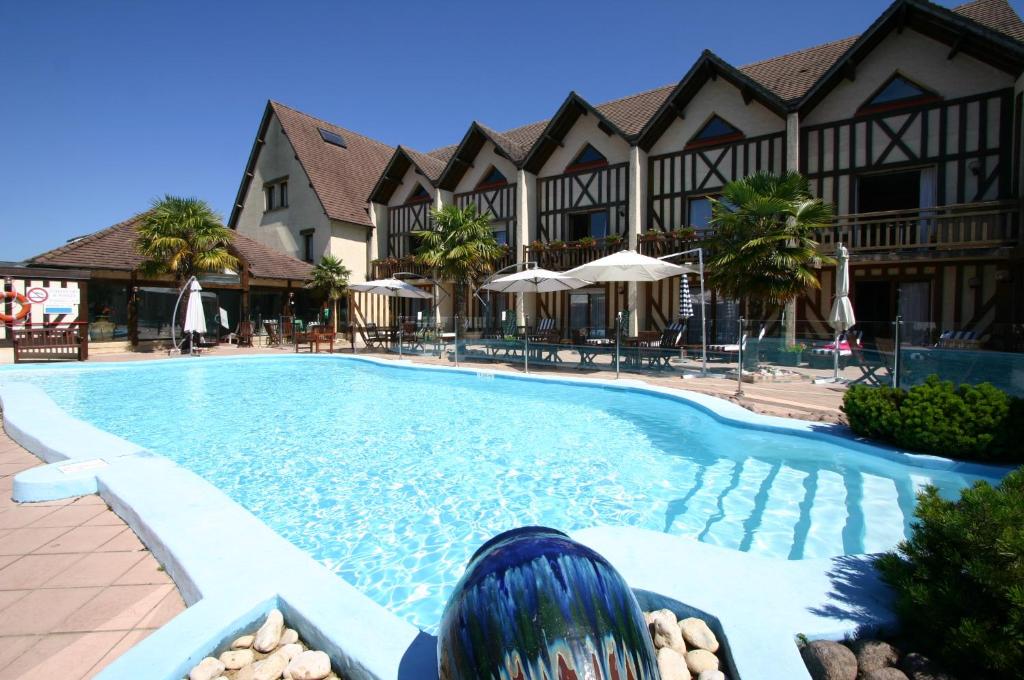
[842,376,1022,462]
[842,384,904,443]
[876,467,1024,676]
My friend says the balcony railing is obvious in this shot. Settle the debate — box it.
[819,201,1020,254]
[637,233,704,258]
[370,257,431,280]
[523,238,627,272]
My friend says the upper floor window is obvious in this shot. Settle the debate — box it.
[565,144,607,173]
[405,184,431,204]
[263,177,288,211]
[491,224,508,246]
[687,115,743,149]
[568,210,609,241]
[300,229,314,263]
[318,127,347,148]
[859,74,939,114]
[476,166,507,190]
[687,196,716,232]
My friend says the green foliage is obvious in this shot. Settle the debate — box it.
[305,255,350,302]
[136,195,238,280]
[707,171,834,310]
[876,468,1024,676]
[413,203,503,315]
[842,376,1022,462]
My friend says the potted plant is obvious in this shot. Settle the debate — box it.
[604,233,624,247]
[529,240,546,252]
[641,231,665,242]
[671,227,697,240]
[776,343,806,366]
[576,236,596,247]
[549,239,566,250]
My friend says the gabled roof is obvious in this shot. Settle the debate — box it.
[799,0,1024,114]
[740,36,860,105]
[228,101,395,229]
[32,212,314,282]
[368,145,446,204]
[436,122,533,191]
[639,50,789,150]
[521,92,634,175]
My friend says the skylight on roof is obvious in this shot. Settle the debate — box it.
[318,127,347,148]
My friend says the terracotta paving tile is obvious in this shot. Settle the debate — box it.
[0,586,103,635]
[72,494,109,506]
[82,508,125,526]
[0,554,19,569]
[2,630,126,679]
[85,628,153,677]
[0,553,84,589]
[0,526,73,555]
[28,503,108,528]
[0,504,60,530]
[0,451,31,464]
[0,587,30,612]
[134,587,186,629]
[113,552,172,585]
[0,462,30,477]
[43,551,145,588]
[0,635,40,670]
[33,524,124,554]
[56,583,174,633]
[96,527,146,552]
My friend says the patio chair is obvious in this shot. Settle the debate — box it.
[808,330,862,369]
[226,321,254,347]
[936,329,984,349]
[363,322,391,351]
[849,338,895,386]
[638,327,684,369]
[263,321,282,347]
[529,317,560,343]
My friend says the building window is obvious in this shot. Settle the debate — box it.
[687,115,743,149]
[476,166,507,190]
[859,74,939,114]
[687,196,716,232]
[565,144,607,173]
[569,291,607,331]
[301,229,314,263]
[318,127,347,148]
[857,169,935,213]
[568,211,609,241]
[406,184,431,204]
[491,224,508,245]
[263,177,288,212]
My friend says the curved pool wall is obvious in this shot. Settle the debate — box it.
[0,354,1010,680]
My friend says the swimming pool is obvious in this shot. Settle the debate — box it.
[1,356,998,632]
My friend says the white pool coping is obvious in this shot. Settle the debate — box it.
[0,354,1010,680]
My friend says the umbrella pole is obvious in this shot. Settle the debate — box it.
[699,249,708,377]
[735,317,745,396]
[615,311,621,379]
[832,330,841,381]
[398,314,403,359]
[524,314,529,374]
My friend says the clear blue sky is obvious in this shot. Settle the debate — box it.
[1,0,1013,260]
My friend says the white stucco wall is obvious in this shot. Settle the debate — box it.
[234,113,331,261]
[328,220,370,283]
[536,111,632,178]
[452,141,519,195]
[805,28,1015,125]
[387,167,435,208]
[649,77,784,156]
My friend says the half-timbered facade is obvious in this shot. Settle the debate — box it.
[237,0,1024,350]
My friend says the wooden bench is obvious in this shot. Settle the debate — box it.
[12,325,89,363]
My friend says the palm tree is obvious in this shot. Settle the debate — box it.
[706,172,834,337]
[135,195,238,281]
[305,255,350,331]
[412,203,503,317]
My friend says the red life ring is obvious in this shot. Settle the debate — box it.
[0,291,31,322]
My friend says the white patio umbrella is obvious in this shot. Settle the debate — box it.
[565,249,692,282]
[349,278,433,357]
[182,278,207,355]
[481,267,591,293]
[827,244,856,381]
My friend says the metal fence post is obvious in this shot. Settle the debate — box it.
[893,314,902,389]
[736,317,745,396]
[397,315,403,359]
[523,314,530,374]
[454,314,460,367]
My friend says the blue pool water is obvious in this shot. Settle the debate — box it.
[1,356,996,631]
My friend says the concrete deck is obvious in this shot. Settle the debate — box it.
[0,430,185,679]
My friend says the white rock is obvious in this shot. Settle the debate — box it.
[275,643,304,662]
[189,656,226,680]
[679,617,720,653]
[649,611,686,655]
[657,647,692,680]
[280,628,299,645]
[253,609,285,653]
[284,650,332,680]
[232,634,255,649]
[685,649,720,675]
[234,664,256,680]
[252,653,288,680]
[220,649,255,670]
[697,671,726,680]
[643,611,655,625]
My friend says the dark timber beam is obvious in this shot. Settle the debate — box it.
[597,120,615,136]
[741,86,754,105]
[948,34,965,60]
[843,60,857,82]
[543,133,564,148]
[669,102,685,119]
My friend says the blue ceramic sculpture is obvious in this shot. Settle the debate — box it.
[438,526,658,680]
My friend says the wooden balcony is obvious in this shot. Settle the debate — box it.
[370,257,431,280]
[818,201,1020,255]
[637,233,703,258]
[522,238,626,272]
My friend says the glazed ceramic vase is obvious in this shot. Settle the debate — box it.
[438,526,658,680]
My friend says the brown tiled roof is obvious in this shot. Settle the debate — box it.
[739,36,860,104]
[271,101,394,226]
[402,146,449,182]
[476,123,533,162]
[31,212,313,281]
[595,84,677,137]
[953,0,1024,41]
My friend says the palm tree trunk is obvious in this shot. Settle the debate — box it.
[784,298,797,347]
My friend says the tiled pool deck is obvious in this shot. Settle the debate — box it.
[0,431,185,679]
